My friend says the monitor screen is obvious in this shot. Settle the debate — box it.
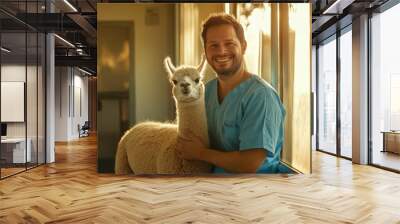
[1,123,7,137]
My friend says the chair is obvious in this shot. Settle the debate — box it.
[78,121,90,138]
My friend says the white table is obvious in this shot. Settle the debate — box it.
[1,138,31,163]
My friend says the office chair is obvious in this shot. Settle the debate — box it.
[79,121,90,138]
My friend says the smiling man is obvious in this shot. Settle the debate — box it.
[176,13,289,174]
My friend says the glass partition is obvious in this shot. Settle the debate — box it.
[317,35,337,155]
[0,1,46,179]
[1,30,28,177]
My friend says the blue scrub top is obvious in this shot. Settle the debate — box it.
[205,74,289,173]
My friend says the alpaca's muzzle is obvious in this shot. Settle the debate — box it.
[180,83,191,95]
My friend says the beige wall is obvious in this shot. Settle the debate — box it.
[98,3,175,123]
[54,67,89,141]
[55,67,69,141]
[97,4,176,171]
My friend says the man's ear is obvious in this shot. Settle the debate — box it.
[241,40,247,54]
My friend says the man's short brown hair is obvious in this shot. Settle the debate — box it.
[201,13,246,46]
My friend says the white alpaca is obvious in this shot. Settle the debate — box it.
[115,56,212,174]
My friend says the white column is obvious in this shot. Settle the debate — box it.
[352,14,369,164]
[46,33,55,163]
[45,1,55,163]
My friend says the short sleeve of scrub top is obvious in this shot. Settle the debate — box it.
[204,75,286,173]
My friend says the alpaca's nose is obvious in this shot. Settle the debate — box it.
[180,83,191,94]
[180,83,190,88]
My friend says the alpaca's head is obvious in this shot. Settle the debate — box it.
[164,56,207,103]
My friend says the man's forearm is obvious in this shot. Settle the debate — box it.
[199,148,267,173]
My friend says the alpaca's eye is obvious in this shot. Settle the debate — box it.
[172,80,178,85]
[195,78,200,84]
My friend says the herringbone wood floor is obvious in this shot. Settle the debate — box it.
[1,135,400,223]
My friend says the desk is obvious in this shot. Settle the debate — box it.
[1,138,31,163]
[382,131,400,154]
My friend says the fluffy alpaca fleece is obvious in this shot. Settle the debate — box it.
[115,57,212,174]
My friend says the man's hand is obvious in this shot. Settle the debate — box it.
[176,136,206,161]
[176,137,267,173]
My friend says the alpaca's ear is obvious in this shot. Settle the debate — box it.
[164,57,176,78]
[197,54,207,78]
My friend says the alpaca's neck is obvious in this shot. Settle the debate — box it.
[176,97,209,147]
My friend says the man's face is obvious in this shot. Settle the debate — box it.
[204,25,246,77]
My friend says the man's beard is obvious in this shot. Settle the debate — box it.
[214,56,242,77]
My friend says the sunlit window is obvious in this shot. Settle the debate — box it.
[390,74,400,130]
[371,2,400,171]
[237,4,270,76]
[318,36,337,154]
[340,28,352,158]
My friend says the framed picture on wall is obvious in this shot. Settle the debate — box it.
[1,81,25,122]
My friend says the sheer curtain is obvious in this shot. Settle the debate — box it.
[237,3,311,173]
[175,3,223,83]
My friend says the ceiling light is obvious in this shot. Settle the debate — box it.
[76,48,85,55]
[54,34,75,48]
[63,0,78,12]
[322,0,355,15]
[78,67,93,76]
[1,47,11,53]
